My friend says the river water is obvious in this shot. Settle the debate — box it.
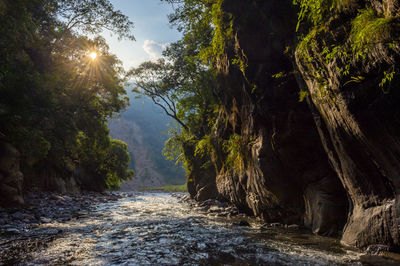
[16,193,395,265]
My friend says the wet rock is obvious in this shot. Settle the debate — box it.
[287,224,300,230]
[365,244,391,255]
[5,228,20,234]
[235,220,250,227]
[270,223,282,228]
[260,223,270,230]
[295,1,400,249]
[208,206,224,213]
[41,217,52,223]
[11,211,25,220]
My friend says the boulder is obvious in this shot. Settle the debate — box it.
[0,141,24,207]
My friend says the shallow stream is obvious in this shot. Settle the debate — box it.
[8,193,400,265]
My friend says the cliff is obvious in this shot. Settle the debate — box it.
[187,0,400,250]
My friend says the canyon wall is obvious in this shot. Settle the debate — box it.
[188,0,399,250]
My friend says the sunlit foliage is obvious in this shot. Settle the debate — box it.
[0,0,134,190]
[294,0,399,95]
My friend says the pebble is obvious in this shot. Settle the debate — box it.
[11,212,25,220]
[0,191,128,235]
[5,228,20,234]
[287,224,300,229]
[270,222,282,227]
[41,217,52,223]
[208,206,223,213]
[366,244,391,255]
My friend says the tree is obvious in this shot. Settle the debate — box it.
[105,139,135,190]
[0,0,134,190]
[127,1,220,171]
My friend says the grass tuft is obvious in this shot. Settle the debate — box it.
[138,184,187,192]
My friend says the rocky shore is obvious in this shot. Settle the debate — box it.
[173,193,303,230]
[173,193,400,261]
[0,191,133,264]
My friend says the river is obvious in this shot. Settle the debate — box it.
[6,193,399,265]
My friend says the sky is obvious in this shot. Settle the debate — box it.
[103,0,182,70]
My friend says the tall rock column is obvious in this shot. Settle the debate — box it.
[296,0,400,248]
[210,0,348,234]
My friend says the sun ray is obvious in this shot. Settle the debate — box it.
[89,52,97,60]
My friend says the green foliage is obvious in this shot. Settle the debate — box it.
[343,75,365,86]
[379,71,396,92]
[163,124,186,166]
[104,139,134,190]
[194,135,212,157]
[272,72,288,79]
[0,0,134,191]
[223,134,245,173]
[54,0,135,40]
[295,0,399,97]
[163,0,246,72]
[299,90,310,102]
[112,96,186,185]
[293,0,356,31]
[350,8,394,59]
[135,0,247,180]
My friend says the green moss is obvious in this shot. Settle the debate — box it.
[350,8,393,59]
[294,0,357,31]
[299,90,310,102]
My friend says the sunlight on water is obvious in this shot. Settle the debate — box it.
[27,193,365,265]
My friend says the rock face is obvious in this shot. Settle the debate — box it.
[198,0,348,234]
[184,142,219,202]
[0,141,24,206]
[189,0,399,250]
[295,0,400,248]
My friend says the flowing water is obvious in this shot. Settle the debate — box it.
[16,193,397,265]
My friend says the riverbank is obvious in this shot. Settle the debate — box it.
[0,191,132,264]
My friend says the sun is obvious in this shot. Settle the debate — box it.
[89,51,97,60]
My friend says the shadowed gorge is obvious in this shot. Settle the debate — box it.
[1,0,400,264]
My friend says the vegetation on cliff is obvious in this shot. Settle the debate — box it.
[129,0,249,193]
[129,0,400,250]
[294,0,399,94]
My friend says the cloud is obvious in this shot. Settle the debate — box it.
[142,40,168,61]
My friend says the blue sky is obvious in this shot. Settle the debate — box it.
[103,0,182,70]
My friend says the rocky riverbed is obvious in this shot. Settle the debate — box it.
[1,192,400,265]
[0,191,131,264]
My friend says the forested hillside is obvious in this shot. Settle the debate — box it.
[0,0,134,205]
[108,95,185,190]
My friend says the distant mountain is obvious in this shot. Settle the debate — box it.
[108,94,185,190]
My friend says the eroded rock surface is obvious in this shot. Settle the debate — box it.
[189,0,399,251]
[295,0,400,249]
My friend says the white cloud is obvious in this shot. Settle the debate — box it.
[142,40,168,61]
